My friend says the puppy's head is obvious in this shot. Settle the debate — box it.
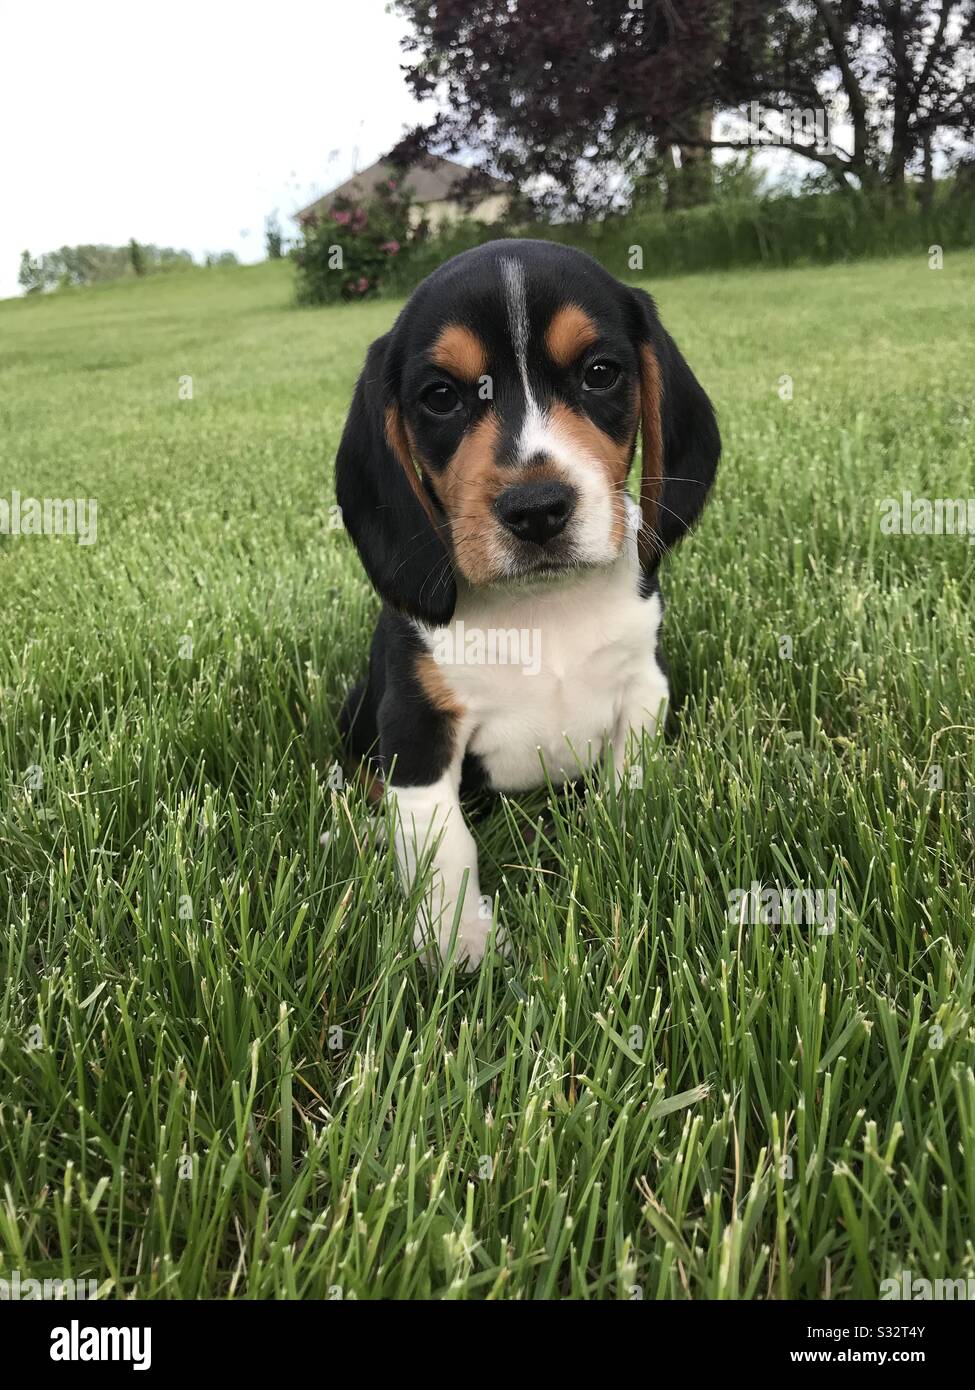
[336,239,720,624]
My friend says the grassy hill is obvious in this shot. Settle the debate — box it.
[1,252,974,1298]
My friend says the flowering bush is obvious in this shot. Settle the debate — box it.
[293,177,414,305]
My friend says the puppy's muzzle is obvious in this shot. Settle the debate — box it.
[493,480,577,546]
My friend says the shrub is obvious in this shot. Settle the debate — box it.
[352,180,975,301]
[293,177,413,304]
[545,183,975,278]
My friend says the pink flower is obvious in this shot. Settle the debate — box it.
[387,179,397,191]
[380,240,401,255]
[350,208,367,231]
[332,209,351,226]
[355,276,370,293]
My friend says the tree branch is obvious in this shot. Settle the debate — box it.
[913,0,958,105]
[809,0,871,170]
[669,120,856,189]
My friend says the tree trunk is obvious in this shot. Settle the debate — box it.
[887,0,911,207]
[920,132,934,213]
[666,108,714,209]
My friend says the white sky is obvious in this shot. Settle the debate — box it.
[0,0,431,298]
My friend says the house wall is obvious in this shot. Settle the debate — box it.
[409,194,511,232]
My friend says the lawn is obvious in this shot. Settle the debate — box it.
[1,251,973,1300]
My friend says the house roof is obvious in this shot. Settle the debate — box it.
[296,156,509,222]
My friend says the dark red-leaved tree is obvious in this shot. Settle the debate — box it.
[393,0,730,213]
[392,0,975,214]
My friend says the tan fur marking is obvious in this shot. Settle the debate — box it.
[385,405,441,532]
[549,400,635,550]
[430,324,488,384]
[638,344,664,567]
[427,412,510,584]
[548,401,632,485]
[416,652,466,722]
[545,304,600,367]
[343,756,384,806]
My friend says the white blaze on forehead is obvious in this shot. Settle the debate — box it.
[499,256,531,391]
[499,255,556,461]
[500,255,544,449]
[497,254,618,567]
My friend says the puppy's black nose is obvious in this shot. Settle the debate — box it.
[493,480,576,545]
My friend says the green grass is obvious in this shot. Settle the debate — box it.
[1,252,973,1300]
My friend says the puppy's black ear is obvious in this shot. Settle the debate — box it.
[628,288,721,574]
[335,333,456,625]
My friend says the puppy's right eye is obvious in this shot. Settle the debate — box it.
[582,358,620,391]
[421,382,462,417]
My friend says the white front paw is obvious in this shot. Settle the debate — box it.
[413,898,505,968]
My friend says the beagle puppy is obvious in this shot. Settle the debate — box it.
[336,239,720,965]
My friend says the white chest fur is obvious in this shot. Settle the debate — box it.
[416,509,668,791]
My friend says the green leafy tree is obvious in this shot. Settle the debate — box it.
[18,250,45,294]
[265,213,284,260]
[19,243,194,292]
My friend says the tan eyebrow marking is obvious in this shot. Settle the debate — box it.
[545,304,600,367]
[429,324,488,383]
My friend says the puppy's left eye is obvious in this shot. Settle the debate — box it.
[421,382,462,416]
[583,359,620,391]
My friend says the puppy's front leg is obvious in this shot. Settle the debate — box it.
[612,672,670,786]
[611,591,670,784]
[376,640,499,966]
[387,765,495,966]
